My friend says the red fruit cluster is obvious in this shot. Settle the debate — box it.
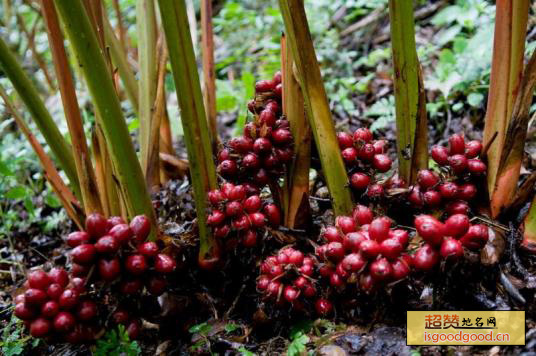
[217,71,293,190]
[337,127,392,199]
[315,205,412,293]
[207,183,281,247]
[257,247,331,314]
[413,214,489,270]
[431,134,486,176]
[14,267,98,342]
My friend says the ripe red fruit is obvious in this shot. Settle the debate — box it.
[391,258,411,280]
[446,200,470,215]
[341,253,366,272]
[71,244,96,265]
[243,195,262,213]
[41,300,60,318]
[359,239,381,259]
[467,159,486,175]
[232,214,251,230]
[95,235,120,254]
[273,71,282,84]
[294,276,308,289]
[448,154,468,174]
[369,217,391,242]
[274,84,283,96]
[444,214,470,237]
[14,303,36,320]
[414,215,444,245]
[138,242,159,257]
[127,320,141,340]
[350,172,370,190]
[14,294,25,304]
[125,255,148,275]
[147,276,168,296]
[98,258,121,281]
[372,154,392,172]
[448,134,465,155]
[77,300,97,321]
[54,311,76,333]
[417,169,440,189]
[359,273,376,292]
[86,213,108,238]
[380,238,404,260]
[431,145,449,165]
[112,310,130,325]
[255,79,275,92]
[264,204,281,226]
[253,137,272,153]
[343,232,367,251]
[28,269,50,290]
[207,210,226,226]
[341,147,358,164]
[358,143,375,161]
[218,160,238,177]
[71,263,90,277]
[438,182,459,200]
[218,149,231,162]
[66,231,90,247]
[353,128,373,143]
[337,132,354,148]
[107,216,125,228]
[253,169,269,186]
[47,284,63,300]
[263,153,281,170]
[413,244,439,271]
[458,183,477,201]
[315,298,333,316]
[71,277,86,293]
[266,100,280,113]
[272,128,293,145]
[408,186,424,208]
[24,288,47,306]
[225,201,243,217]
[59,289,79,309]
[370,258,393,281]
[266,280,282,298]
[242,153,260,170]
[440,237,464,260]
[385,175,406,189]
[460,224,489,250]
[322,226,342,243]
[287,250,304,265]
[329,272,345,287]
[48,267,68,288]
[283,286,300,303]
[336,216,357,234]
[155,254,177,273]
[214,224,231,239]
[373,140,387,154]
[120,279,142,294]
[259,109,276,126]
[208,189,225,205]
[130,215,151,243]
[109,224,133,245]
[423,190,442,206]
[465,140,482,158]
[367,184,384,199]
[352,205,373,225]
[389,229,409,246]
[325,242,345,261]
[30,318,51,337]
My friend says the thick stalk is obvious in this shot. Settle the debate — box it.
[201,0,219,149]
[278,0,353,216]
[111,0,127,53]
[0,35,80,196]
[388,0,428,185]
[55,0,156,234]
[157,0,219,267]
[41,0,103,215]
[281,33,311,229]
[485,0,530,217]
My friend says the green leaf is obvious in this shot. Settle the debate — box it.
[224,323,239,333]
[238,346,255,356]
[6,186,29,200]
[287,332,309,356]
[0,160,14,176]
[189,322,212,335]
[467,92,484,107]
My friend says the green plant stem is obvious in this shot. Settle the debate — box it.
[157,0,219,266]
[278,0,353,216]
[55,0,156,235]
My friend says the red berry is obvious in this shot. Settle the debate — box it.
[225,201,243,217]
[358,143,375,161]
[325,242,345,261]
[353,128,373,142]
[232,214,251,230]
[408,186,424,208]
[367,184,384,199]
[448,154,468,174]
[341,147,358,164]
[218,149,231,162]
[341,253,366,272]
[372,154,392,172]
[274,84,282,96]
[14,303,36,320]
[109,224,133,245]
[255,80,276,93]
[369,217,391,242]
[207,210,226,226]
[86,213,108,238]
[283,286,300,303]
[14,294,25,305]
[439,182,459,200]
[458,183,477,201]
[322,226,343,243]
[58,289,79,309]
[431,145,449,166]
[155,254,176,273]
[30,318,51,338]
[336,216,357,234]
[66,231,90,247]
[337,132,354,148]
[414,215,444,245]
[460,224,489,250]
[95,235,120,254]
[440,237,464,260]
[71,277,86,293]
[147,277,168,296]
[266,100,279,113]
[370,258,393,281]
[71,263,90,277]
[266,280,282,298]
[389,229,409,246]
[125,254,148,275]
[273,71,282,84]
[243,153,260,170]
[423,190,442,207]
[359,239,381,259]
[350,172,370,190]
[112,310,130,325]
[253,169,270,186]
[120,279,142,294]
[315,298,333,315]
[138,241,159,257]
[263,153,281,170]
[253,137,272,153]
[343,232,368,251]
[465,140,482,158]
[48,267,68,288]
[352,205,373,225]
[218,160,238,177]
[288,250,304,265]
[417,169,440,189]
[54,311,76,333]
[76,300,97,321]
[71,244,96,265]
[107,216,125,228]
[28,269,50,290]
[272,128,293,145]
[467,159,486,175]
[329,272,345,287]
[208,189,225,205]
[444,214,470,237]
[127,320,141,340]
[373,140,387,154]
[214,224,231,239]
[380,238,404,260]
[130,215,151,243]
[413,244,439,271]
[98,258,121,281]
[40,301,59,318]
[391,258,411,280]
[259,109,276,127]
[24,288,47,306]
[446,200,470,215]
[46,284,64,300]
[359,273,376,292]
[264,204,281,226]
[243,195,262,213]
[449,134,465,155]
